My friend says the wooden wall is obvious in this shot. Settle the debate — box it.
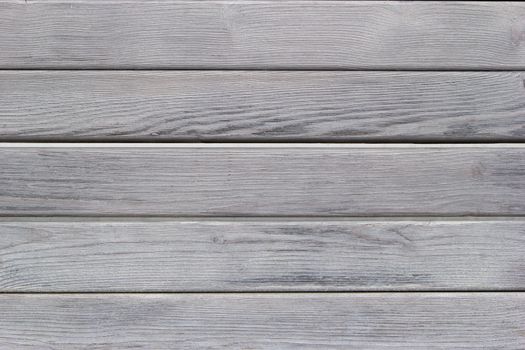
[1,1,524,348]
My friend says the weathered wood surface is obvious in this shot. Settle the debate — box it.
[2,1,525,69]
[1,145,524,216]
[1,293,524,349]
[3,71,525,140]
[1,219,524,292]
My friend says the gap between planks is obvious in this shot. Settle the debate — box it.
[1,216,525,222]
[5,68,525,72]
[1,291,525,295]
[2,214,525,218]
[5,139,525,144]
[2,143,525,148]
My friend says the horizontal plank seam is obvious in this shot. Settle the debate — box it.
[1,291,525,295]
[3,214,525,219]
[3,0,432,3]
[3,139,525,144]
[1,216,525,222]
[3,68,525,72]
[2,143,525,148]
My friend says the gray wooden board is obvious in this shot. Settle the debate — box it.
[1,219,525,292]
[3,71,525,141]
[1,145,524,216]
[0,293,524,349]
[2,1,525,69]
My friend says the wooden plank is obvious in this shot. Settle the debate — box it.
[1,219,525,292]
[1,144,524,216]
[1,1,525,69]
[0,293,524,349]
[3,71,525,141]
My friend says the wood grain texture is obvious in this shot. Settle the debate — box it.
[1,219,525,292]
[1,145,525,216]
[1,293,524,349]
[2,1,525,68]
[3,71,525,140]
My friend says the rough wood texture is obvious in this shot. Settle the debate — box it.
[3,71,525,140]
[1,145,524,216]
[2,1,525,69]
[0,293,524,349]
[1,219,524,292]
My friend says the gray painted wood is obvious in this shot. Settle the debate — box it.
[1,219,525,292]
[1,145,525,216]
[2,1,525,69]
[3,71,525,140]
[1,293,524,349]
